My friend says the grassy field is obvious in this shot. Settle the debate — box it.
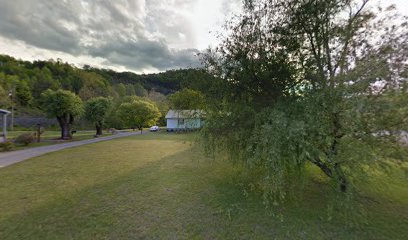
[0,133,407,239]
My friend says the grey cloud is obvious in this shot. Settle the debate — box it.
[0,0,82,54]
[88,38,200,71]
[0,0,201,72]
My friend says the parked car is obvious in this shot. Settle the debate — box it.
[150,126,160,132]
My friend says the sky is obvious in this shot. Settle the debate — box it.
[0,0,406,73]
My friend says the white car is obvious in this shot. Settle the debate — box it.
[150,126,160,132]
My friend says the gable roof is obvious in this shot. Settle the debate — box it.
[0,109,11,115]
[165,110,205,119]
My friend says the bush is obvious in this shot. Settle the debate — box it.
[14,133,35,146]
[108,128,118,134]
[0,141,14,152]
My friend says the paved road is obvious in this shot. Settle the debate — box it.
[0,131,143,168]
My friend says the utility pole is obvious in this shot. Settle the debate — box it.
[8,86,14,131]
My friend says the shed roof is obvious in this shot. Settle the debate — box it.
[165,110,205,119]
[0,109,11,115]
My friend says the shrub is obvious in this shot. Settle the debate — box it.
[14,133,35,146]
[0,141,14,152]
[108,128,117,134]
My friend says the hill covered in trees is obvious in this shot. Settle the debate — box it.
[0,54,205,100]
[0,54,210,129]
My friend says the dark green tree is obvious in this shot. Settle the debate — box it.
[85,97,112,135]
[31,67,60,98]
[0,85,11,108]
[134,83,148,97]
[15,81,32,106]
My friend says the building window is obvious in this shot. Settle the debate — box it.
[178,119,184,125]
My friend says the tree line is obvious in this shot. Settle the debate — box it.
[0,54,207,139]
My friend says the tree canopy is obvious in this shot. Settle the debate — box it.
[168,89,205,110]
[201,0,408,209]
[85,97,112,135]
[41,89,84,139]
[117,99,161,132]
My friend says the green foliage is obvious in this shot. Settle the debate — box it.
[134,83,148,97]
[201,0,408,215]
[122,95,143,103]
[84,97,112,135]
[14,133,35,146]
[113,83,126,97]
[0,54,210,126]
[148,91,169,126]
[125,84,136,96]
[168,89,205,109]
[78,72,109,100]
[0,85,11,108]
[118,99,161,130]
[15,81,32,106]
[40,89,83,139]
[84,97,112,124]
[40,89,84,119]
[31,67,60,98]
[0,140,14,151]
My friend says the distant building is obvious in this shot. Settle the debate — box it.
[165,110,205,131]
[0,109,11,142]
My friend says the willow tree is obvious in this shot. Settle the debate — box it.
[201,0,408,204]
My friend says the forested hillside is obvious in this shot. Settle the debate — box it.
[0,54,210,129]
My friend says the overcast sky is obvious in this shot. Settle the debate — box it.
[0,0,406,73]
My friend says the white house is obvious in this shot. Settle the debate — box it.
[165,110,205,131]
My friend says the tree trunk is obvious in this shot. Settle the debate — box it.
[312,159,348,193]
[96,122,103,135]
[312,112,348,192]
[331,112,347,192]
[57,115,72,140]
[60,122,72,140]
[334,163,348,192]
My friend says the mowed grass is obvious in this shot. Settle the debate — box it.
[0,133,407,239]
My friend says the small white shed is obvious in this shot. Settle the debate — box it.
[165,110,205,131]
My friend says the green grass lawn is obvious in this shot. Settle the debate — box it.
[0,133,407,239]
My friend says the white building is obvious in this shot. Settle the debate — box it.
[165,110,205,131]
